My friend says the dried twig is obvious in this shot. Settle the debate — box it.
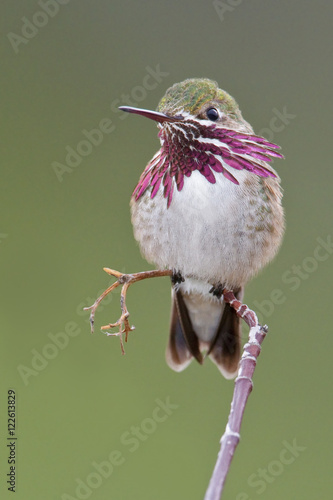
[84,270,267,499]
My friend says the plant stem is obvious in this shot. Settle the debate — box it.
[204,291,267,500]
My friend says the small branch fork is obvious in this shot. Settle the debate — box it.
[84,268,267,499]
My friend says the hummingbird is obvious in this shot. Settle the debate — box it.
[119,78,284,378]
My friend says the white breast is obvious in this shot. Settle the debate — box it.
[131,169,280,289]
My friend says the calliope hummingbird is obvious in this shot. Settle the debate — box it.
[120,78,284,378]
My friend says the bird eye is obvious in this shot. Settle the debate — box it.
[206,107,219,121]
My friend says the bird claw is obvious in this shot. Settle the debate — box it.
[209,283,225,299]
[84,268,172,355]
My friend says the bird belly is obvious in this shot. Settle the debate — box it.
[131,169,283,289]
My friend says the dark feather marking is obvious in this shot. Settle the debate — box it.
[208,287,244,375]
[168,297,192,367]
[173,290,203,364]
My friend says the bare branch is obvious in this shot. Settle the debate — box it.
[204,289,267,500]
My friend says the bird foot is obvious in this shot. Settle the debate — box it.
[84,268,173,354]
[209,283,224,299]
[171,271,185,286]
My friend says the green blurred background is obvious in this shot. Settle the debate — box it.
[1,1,332,499]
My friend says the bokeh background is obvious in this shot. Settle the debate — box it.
[1,1,332,499]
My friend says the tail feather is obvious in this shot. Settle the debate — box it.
[208,287,243,378]
[166,289,203,372]
[166,286,243,378]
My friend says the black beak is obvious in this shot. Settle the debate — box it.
[119,106,183,123]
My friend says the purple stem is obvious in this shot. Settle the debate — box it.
[204,292,267,500]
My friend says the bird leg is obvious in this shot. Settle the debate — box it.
[209,283,225,299]
[171,270,185,286]
[84,268,172,354]
[222,288,258,330]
